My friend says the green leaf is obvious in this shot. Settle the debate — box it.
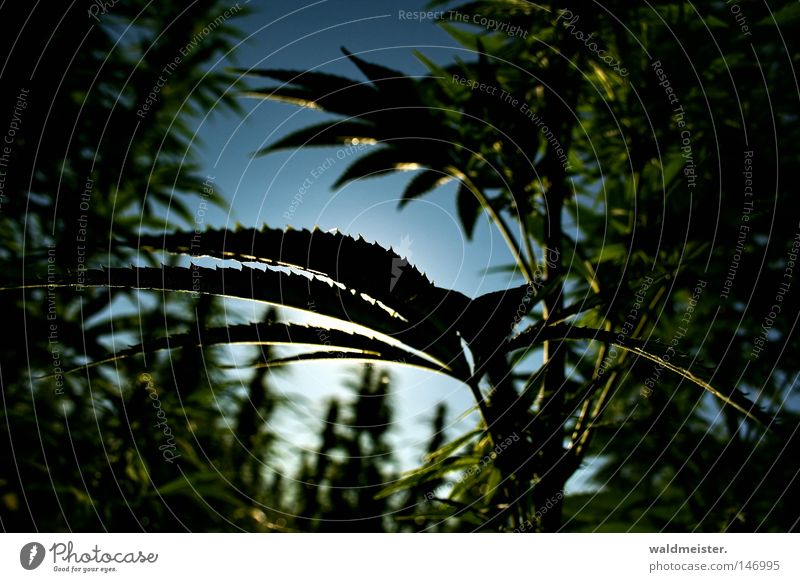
[760,3,800,26]
[456,182,482,238]
[376,454,482,499]
[399,169,452,207]
[333,148,419,188]
[135,225,438,313]
[341,47,414,91]
[253,120,375,156]
[437,22,508,54]
[63,320,445,377]
[15,264,431,354]
[424,428,483,463]
[241,66,376,116]
[507,323,783,433]
[156,473,241,506]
